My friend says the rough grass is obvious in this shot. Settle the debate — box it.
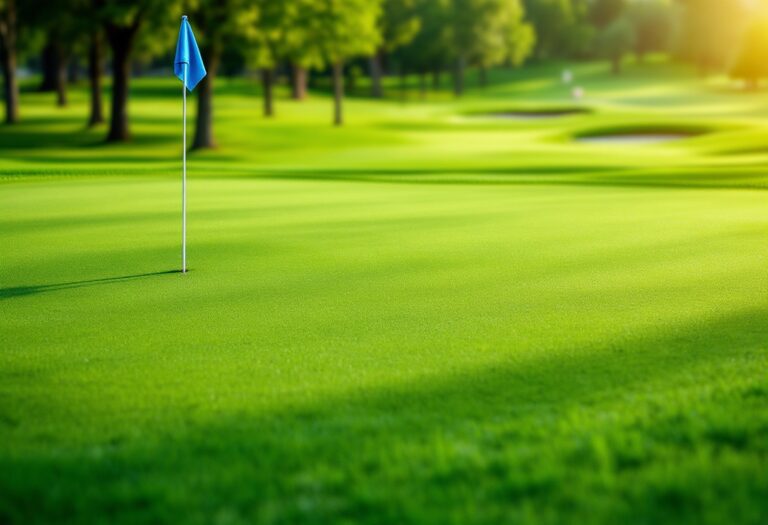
[0,59,767,525]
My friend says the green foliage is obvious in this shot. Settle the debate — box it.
[248,0,290,69]
[447,0,535,67]
[504,1,536,66]
[281,0,325,69]
[522,0,588,58]
[18,0,86,55]
[186,0,257,59]
[595,16,634,72]
[96,0,181,59]
[396,0,451,72]
[96,0,179,34]
[626,0,675,60]
[474,0,534,67]
[380,0,421,53]
[303,0,382,64]
[588,0,626,29]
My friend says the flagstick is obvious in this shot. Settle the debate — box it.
[182,63,187,273]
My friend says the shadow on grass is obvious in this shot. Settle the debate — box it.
[10,150,240,166]
[0,270,180,299]
[253,165,768,191]
[129,81,261,100]
[0,118,178,152]
[256,165,624,179]
[0,307,766,524]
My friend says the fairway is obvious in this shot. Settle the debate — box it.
[1,62,767,524]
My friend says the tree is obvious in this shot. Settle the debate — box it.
[0,0,19,123]
[504,5,536,68]
[95,0,178,142]
[595,16,634,74]
[21,0,80,107]
[38,36,57,92]
[627,0,674,62]
[731,17,768,90]
[447,0,482,95]
[187,0,256,149]
[283,11,325,100]
[305,0,382,125]
[250,0,290,118]
[395,0,451,96]
[282,1,324,101]
[73,0,110,126]
[448,0,534,95]
[474,0,534,86]
[25,0,107,122]
[588,0,625,29]
[87,26,105,126]
[370,0,421,97]
[47,30,68,106]
[101,7,140,141]
[522,0,586,59]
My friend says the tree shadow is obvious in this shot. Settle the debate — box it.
[253,165,768,192]
[0,116,179,152]
[254,164,623,179]
[0,270,181,300]
[0,307,765,523]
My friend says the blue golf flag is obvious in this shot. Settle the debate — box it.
[174,16,206,91]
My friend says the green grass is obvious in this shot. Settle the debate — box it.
[1,59,767,525]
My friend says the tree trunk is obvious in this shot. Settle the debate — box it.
[39,39,57,92]
[479,66,488,87]
[432,68,441,90]
[88,31,104,126]
[332,60,344,126]
[192,50,220,150]
[261,68,274,117]
[55,48,68,107]
[0,0,19,124]
[453,56,465,96]
[419,70,427,98]
[399,68,406,100]
[291,63,307,100]
[105,25,137,142]
[68,57,80,83]
[370,51,383,98]
[348,69,357,94]
[611,55,621,75]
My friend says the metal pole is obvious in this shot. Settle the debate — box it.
[182,63,187,273]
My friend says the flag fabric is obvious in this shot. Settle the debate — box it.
[174,16,206,91]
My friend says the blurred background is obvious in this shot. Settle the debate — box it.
[0,0,766,148]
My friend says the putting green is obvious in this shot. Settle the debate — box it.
[1,60,767,524]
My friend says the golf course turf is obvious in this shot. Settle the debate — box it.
[0,61,767,524]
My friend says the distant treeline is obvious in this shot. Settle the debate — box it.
[0,0,765,148]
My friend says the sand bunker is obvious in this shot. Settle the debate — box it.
[575,133,694,145]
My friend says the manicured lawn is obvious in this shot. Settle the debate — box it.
[0,60,767,524]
